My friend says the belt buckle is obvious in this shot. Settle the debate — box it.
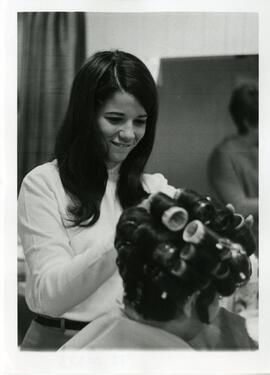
[60,318,65,331]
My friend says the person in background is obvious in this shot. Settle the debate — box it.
[208,82,258,319]
[208,82,258,254]
[17,50,177,350]
[61,192,257,350]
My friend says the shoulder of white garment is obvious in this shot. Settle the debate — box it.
[19,159,68,211]
[21,159,59,185]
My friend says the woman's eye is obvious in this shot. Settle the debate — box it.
[134,119,147,126]
[106,117,122,125]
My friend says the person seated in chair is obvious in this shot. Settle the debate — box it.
[61,191,258,350]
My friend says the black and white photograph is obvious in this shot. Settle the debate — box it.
[1,1,270,374]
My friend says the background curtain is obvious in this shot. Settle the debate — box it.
[17,12,86,344]
[18,12,86,190]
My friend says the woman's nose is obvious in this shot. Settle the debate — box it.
[119,122,135,141]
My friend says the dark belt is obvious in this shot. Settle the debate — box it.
[35,315,90,331]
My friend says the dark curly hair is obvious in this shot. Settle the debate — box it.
[115,190,255,324]
[55,50,158,226]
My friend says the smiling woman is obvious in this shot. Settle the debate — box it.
[17,50,177,350]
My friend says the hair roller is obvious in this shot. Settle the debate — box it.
[226,243,252,285]
[179,243,197,261]
[182,220,239,296]
[175,188,216,224]
[152,242,209,290]
[150,192,175,214]
[170,258,187,277]
[176,189,246,237]
[183,220,229,260]
[153,243,210,293]
[149,192,188,230]
[114,220,136,247]
[170,258,209,290]
[183,220,217,245]
[209,202,235,234]
[180,243,220,275]
[212,262,236,296]
[137,194,154,212]
[132,222,160,259]
[230,214,256,256]
[116,243,135,280]
[162,206,189,232]
[115,206,150,245]
[231,213,244,228]
[211,262,229,279]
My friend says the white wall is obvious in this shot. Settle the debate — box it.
[85,12,258,64]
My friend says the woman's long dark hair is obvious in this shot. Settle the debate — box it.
[55,50,158,226]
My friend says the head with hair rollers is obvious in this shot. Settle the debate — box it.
[115,190,255,341]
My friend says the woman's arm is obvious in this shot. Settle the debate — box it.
[18,170,117,317]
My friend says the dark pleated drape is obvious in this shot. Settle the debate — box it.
[18,12,86,190]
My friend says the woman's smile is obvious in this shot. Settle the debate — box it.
[110,140,133,148]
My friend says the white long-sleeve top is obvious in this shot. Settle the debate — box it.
[18,160,176,322]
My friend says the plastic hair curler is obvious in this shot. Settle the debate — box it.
[175,189,251,237]
[212,262,236,296]
[150,192,189,231]
[182,220,231,260]
[229,214,256,256]
[227,242,252,285]
[183,219,252,292]
[175,189,216,224]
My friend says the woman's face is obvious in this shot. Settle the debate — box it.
[96,91,147,168]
